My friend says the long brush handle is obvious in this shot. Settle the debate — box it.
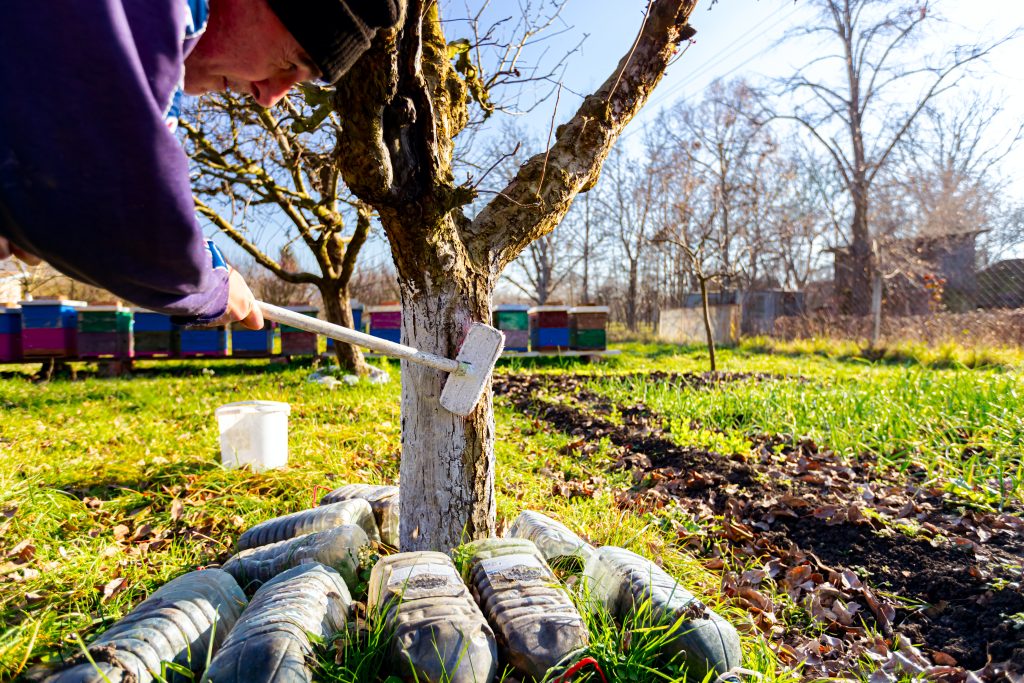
[258,302,462,375]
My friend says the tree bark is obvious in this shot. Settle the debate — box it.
[843,191,873,315]
[627,258,639,331]
[398,269,496,551]
[320,282,369,376]
[699,275,717,372]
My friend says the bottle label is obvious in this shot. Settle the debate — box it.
[479,554,552,590]
[387,563,464,600]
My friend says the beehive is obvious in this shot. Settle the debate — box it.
[367,303,402,344]
[0,306,22,362]
[231,323,275,357]
[279,305,319,356]
[178,324,230,357]
[77,304,134,359]
[569,305,609,351]
[528,305,570,351]
[19,299,84,358]
[132,309,178,358]
[493,304,530,352]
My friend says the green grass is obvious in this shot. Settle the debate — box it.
[577,353,1023,510]
[0,343,1019,681]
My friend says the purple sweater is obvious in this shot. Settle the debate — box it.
[0,1,227,322]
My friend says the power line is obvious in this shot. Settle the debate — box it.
[618,3,804,144]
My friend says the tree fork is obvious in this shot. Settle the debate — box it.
[334,0,700,551]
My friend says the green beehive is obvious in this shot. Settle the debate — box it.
[78,307,133,333]
[571,328,607,350]
[493,309,528,331]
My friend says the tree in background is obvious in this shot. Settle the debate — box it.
[597,150,659,331]
[238,244,317,306]
[181,91,371,375]
[331,0,698,550]
[772,0,1006,314]
[890,95,1023,252]
[652,148,732,371]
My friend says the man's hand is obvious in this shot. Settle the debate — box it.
[225,268,264,330]
[0,236,42,265]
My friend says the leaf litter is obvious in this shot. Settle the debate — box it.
[494,372,1024,682]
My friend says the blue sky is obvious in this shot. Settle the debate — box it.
[210,1,1024,273]
[458,0,1024,186]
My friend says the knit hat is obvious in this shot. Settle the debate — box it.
[267,0,406,83]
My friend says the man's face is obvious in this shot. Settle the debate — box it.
[183,0,319,108]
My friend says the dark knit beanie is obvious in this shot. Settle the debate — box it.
[267,0,406,83]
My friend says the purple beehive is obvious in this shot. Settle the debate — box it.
[20,300,85,357]
[368,304,402,330]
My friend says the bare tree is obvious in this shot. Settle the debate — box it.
[766,146,843,290]
[504,229,580,304]
[663,80,770,288]
[596,150,660,331]
[652,160,732,371]
[568,193,606,305]
[181,91,371,374]
[238,244,318,306]
[892,94,1023,241]
[332,0,698,550]
[770,0,1007,314]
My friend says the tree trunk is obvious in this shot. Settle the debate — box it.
[398,271,495,552]
[627,259,639,331]
[843,195,873,315]
[320,284,369,376]
[699,275,717,372]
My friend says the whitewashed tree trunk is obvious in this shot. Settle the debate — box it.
[398,278,495,551]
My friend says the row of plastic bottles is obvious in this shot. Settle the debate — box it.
[44,484,740,683]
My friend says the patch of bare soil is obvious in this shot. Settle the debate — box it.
[494,373,1024,682]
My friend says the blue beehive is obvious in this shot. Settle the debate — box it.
[352,301,363,332]
[20,300,84,357]
[532,327,571,350]
[132,309,178,357]
[0,307,22,362]
[0,307,20,334]
[528,305,571,351]
[231,325,275,356]
[369,327,401,344]
[133,311,175,332]
[368,304,401,345]
[178,326,230,357]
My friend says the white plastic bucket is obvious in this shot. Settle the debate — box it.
[215,401,291,472]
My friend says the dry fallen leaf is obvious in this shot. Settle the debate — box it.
[24,591,46,605]
[112,525,130,542]
[170,498,185,522]
[8,539,35,562]
[101,577,128,602]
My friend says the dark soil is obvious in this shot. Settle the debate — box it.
[494,372,1024,682]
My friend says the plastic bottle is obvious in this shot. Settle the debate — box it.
[368,551,496,683]
[222,524,368,594]
[202,563,351,683]
[320,484,399,548]
[583,546,741,679]
[237,498,379,550]
[45,569,247,683]
[464,538,589,680]
[506,510,595,567]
